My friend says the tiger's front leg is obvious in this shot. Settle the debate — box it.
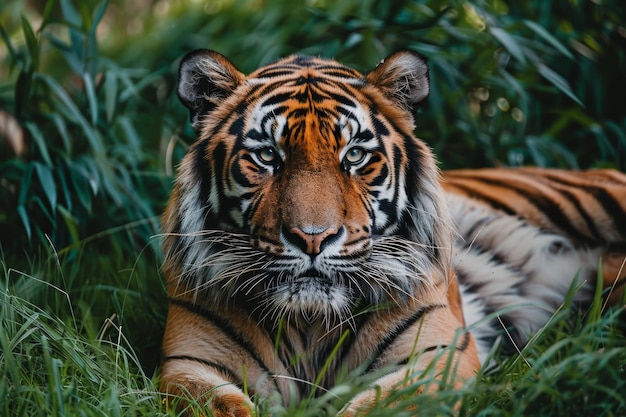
[159,301,263,417]
[339,351,471,417]
[339,280,480,416]
[161,367,253,417]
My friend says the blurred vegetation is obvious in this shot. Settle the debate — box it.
[1,0,625,253]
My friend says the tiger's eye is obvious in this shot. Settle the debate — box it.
[345,147,366,164]
[258,147,277,163]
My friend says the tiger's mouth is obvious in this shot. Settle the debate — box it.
[177,231,425,320]
[295,269,333,283]
[267,268,352,322]
[274,269,339,293]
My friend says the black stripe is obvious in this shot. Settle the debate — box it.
[315,64,361,76]
[586,187,626,240]
[555,188,603,243]
[192,141,211,209]
[163,355,244,389]
[327,91,357,108]
[444,182,518,217]
[456,332,471,352]
[365,304,445,373]
[395,328,473,367]
[255,69,298,78]
[261,92,293,108]
[168,297,278,387]
[457,177,591,242]
[538,175,626,241]
[482,177,584,238]
[509,175,626,242]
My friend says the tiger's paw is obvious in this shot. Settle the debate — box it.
[162,381,255,417]
[207,392,255,417]
[337,390,377,417]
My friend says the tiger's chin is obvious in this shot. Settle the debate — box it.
[265,276,354,326]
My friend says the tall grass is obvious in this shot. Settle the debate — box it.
[1,252,624,416]
[0,250,165,416]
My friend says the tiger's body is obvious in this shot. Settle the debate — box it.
[445,167,626,361]
[160,50,626,416]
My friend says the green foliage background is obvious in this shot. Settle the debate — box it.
[1,0,625,253]
[0,0,625,416]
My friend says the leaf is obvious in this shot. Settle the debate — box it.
[96,155,123,205]
[14,70,34,117]
[68,160,94,212]
[82,73,99,125]
[32,196,54,223]
[17,164,33,207]
[21,16,39,71]
[604,120,626,147]
[77,1,92,30]
[526,135,548,166]
[537,64,582,106]
[118,70,161,102]
[25,122,52,166]
[523,20,574,60]
[0,25,17,60]
[91,0,110,35]
[60,0,86,64]
[103,71,118,122]
[57,205,80,246]
[117,115,140,150]
[59,0,81,26]
[34,162,58,212]
[17,205,32,239]
[50,113,72,153]
[41,0,57,29]
[41,33,73,53]
[57,162,73,211]
[38,74,104,153]
[489,26,527,65]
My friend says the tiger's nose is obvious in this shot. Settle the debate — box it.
[288,226,340,255]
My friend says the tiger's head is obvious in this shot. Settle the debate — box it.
[163,50,453,325]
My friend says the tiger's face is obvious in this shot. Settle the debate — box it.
[163,50,452,324]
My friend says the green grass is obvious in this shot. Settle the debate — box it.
[0,246,166,416]
[1,250,624,417]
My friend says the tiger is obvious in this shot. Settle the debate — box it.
[159,49,626,416]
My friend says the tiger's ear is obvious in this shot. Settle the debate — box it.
[177,49,245,129]
[366,50,430,113]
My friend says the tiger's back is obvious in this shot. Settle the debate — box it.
[159,50,626,415]
[444,167,626,359]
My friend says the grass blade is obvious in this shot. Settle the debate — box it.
[25,122,53,166]
[21,16,39,71]
[34,162,58,212]
[523,20,574,60]
[82,73,99,125]
[537,64,582,106]
[489,27,527,65]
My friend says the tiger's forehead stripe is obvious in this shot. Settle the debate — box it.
[250,55,363,75]
[246,55,365,87]
[247,76,365,86]
[241,73,374,153]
